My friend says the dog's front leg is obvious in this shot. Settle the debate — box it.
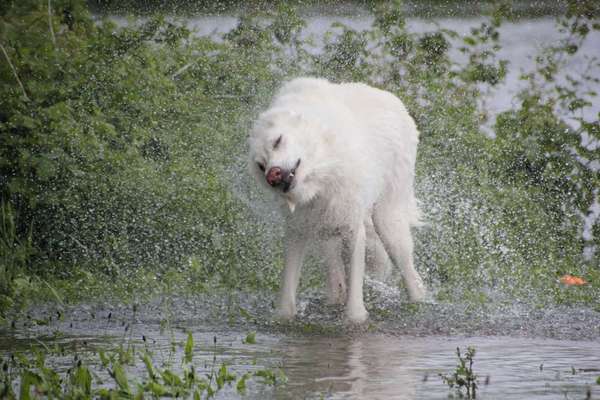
[323,237,347,305]
[276,230,308,320]
[345,220,368,323]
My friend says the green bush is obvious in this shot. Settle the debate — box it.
[0,0,286,303]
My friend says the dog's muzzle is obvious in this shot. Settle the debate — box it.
[266,159,301,193]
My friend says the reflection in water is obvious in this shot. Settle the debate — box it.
[2,320,599,400]
[274,335,600,400]
[276,335,422,399]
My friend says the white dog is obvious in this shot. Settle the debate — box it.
[248,77,426,323]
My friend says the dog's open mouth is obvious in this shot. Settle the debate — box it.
[282,158,301,193]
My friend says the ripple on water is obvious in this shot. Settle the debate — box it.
[2,288,599,399]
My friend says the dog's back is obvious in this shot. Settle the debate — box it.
[274,78,420,222]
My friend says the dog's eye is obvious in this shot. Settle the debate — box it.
[257,162,265,172]
[273,135,282,149]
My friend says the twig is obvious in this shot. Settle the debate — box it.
[48,0,56,45]
[0,43,30,101]
[68,233,89,254]
[34,338,52,352]
[172,62,194,79]
[207,336,218,392]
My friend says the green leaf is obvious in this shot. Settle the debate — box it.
[161,369,183,387]
[111,362,130,394]
[184,332,194,363]
[463,36,477,46]
[215,363,236,389]
[244,331,256,344]
[145,381,169,396]
[142,353,156,381]
[20,370,42,400]
[95,388,112,399]
[99,350,109,368]
[206,385,215,398]
[216,364,225,389]
[72,365,92,395]
[236,373,250,394]
[254,369,277,385]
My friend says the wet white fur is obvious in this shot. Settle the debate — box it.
[248,77,426,323]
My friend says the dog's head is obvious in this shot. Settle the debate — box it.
[248,108,328,212]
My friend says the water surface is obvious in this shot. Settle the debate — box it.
[3,292,599,399]
[2,323,598,399]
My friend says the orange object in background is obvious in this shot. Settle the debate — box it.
[559,274,587,286]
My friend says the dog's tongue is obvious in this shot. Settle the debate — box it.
[286,199,296,213]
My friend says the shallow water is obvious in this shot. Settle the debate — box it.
[274,335,600,399]
[3,289,599,399]
[2,320,599,399]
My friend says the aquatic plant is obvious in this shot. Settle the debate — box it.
[440,346,479,399]
[243,331,256,344]
[0,332,284,399]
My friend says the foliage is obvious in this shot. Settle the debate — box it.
[0,332,285,399]
[243,331,256,344]
[0,0,598,314]
[0,202,35,311]
[495,1,600,253]
[489,1,600,301]
[440,346,479,399]
[0,0,285,309]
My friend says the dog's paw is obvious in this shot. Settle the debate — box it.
[409,289,427,303]
[274,303,297,321]
[345,306,368,324]
[408,280,428,303]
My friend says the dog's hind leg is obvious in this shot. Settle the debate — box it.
[373,193,426,302]
[365,216,392,282]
